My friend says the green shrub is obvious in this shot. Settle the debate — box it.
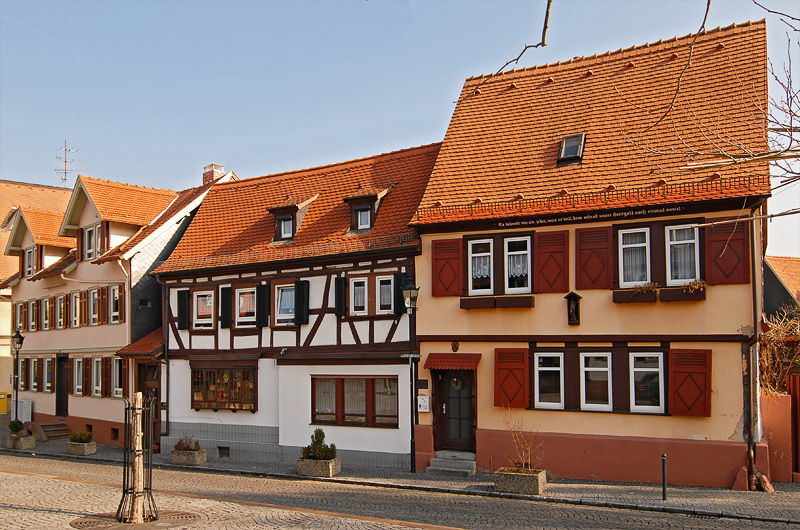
[8,420,24,434]
[301,428,337,460]
[174,433,201,451]
[69,431,93,443]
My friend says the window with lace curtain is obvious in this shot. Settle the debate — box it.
[666,225,699,286]
[618,228,650,288]
[504,236,531,294]
[312,376,398,427]
[468,239,493,295]
[349,278,368,315]
[376,276,394,314]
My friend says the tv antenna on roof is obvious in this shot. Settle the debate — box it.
[54,140,86,187]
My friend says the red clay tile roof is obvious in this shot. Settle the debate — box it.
[29,250,76,282]
[154,143,440,274]
[95,181,214,264]
[0,271,19,290]
[424,353,482,370]
[414,21,770,225]
[117,327,164,356]
[19,208,75,248]
[79,175,177,226]
[766,256,800,300]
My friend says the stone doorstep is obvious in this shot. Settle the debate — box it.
[434,450,476,461]
[428,458,477,471]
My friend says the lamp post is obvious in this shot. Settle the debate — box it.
[401,283,420,473]
[11,329,24,422]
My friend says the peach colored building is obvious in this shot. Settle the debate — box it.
[410,21,772,487]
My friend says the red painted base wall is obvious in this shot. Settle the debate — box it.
[761,393,793,482]
[33,412,124,447]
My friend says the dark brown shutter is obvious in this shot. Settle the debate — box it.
[705,219,750,285]
[431,239,462,296]
[36,359,43,392]
[36,245,44,272]
[48,297,56,328]
[34,300,40,330]
[334,277,347,317]
[102,357,111,398]
[494,348,529,407]
[101,221,110,253]
[68,357,74,395]
[669,349,711,417]
[76,228,83,262]
[294,280,310,325]
[118,283,126,323]
[19,252,25,277]
[256,283,269,327]
[63,295,70,327]
[575,227,613,289]
[98,286,108,325]
[534,230,569,293]
[21,302,28,332]
[80,291,88,326]
[393,272,407,316]
[122,359,129,399]
[177,290,190,330]
[83,358,91,396]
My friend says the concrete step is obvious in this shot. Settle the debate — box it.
[425,465,476,477]
[34,422,70,441]
[434,450,476,461]
[426,450,477,477]
[428,457,477,471]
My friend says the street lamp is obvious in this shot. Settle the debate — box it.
[11,329,24,422]
[401,283,420,473]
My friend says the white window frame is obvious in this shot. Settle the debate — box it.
[41,298,49,330]
[55,295,64,329]
[18,358,25,390]
[71,292,80,328]
[468,239,494,296]
[629,352,665,414]
[92,357,102,396]
[109,285,120,324]
[356,207,371,230]
[88,288,99,326]
[235,287,257,327]
[28,300,36,331]
[112,357,123,398]
[665,225,700,287]
[503,236,532,294]
[618,227,651,288]
[192,290,214,329]
[279,217,293,239]
[24,246,36,277]
[30,358,38,391]
[15,303,23,331]
[84,224,98,260]
[44,358,52,392]
[275,284,295,326]
[74,357,83,394]
[376,275,394,314]
[534,352,564,409]
[579,352,612,411]
[349,278,368,316]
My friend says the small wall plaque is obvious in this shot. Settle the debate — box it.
[417,395,430,413]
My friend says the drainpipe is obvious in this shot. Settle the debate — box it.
[745,212,761,489]
[159,279,170,437]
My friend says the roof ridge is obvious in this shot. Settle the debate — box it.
[464,19,766,82]
[217,142,442,188]
[79,174,176,195]
[0,179,71,191]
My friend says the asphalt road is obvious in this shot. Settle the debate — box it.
[0,454,794,529]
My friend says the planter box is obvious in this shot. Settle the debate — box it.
[659,287,706,302]
[612,289,657,303]
[297,457,341,477]
[494,467,546,495]
[5,434,36,450]
[171,449,207,466]
[67,441,97,456]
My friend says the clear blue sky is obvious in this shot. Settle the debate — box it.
[1,0,798,256]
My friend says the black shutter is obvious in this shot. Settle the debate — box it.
[334,277,347,317]
[294,280,310,325]
[256,283,270,327]
[220,287,232,328]
[177,290,190,330]
[394,272,407,315]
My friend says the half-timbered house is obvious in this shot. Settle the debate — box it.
[153,144,439,468]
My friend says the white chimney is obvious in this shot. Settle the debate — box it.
[203,163,225,185]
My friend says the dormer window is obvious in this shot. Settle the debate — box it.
[84,223,101,260]
[557,133,586,166]
[356,207,371,230]
[278,216,294,240]
[24,246,36,277]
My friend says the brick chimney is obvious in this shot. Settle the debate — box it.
[203,163,225,185]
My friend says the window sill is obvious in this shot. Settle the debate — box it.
[311,421,398,429]
[612,290,657,303]
[460,295,534,309]
[659,287,706,302]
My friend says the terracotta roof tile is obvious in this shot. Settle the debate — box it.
[117,327,164,356]
[0,271,19,290]
[29,250,76,282]
[424,353,482,370]
[79,175,177,226]
[155,143,440,274]
[766,255,800,300]
[414,21,770,225]
[20,208,75,248]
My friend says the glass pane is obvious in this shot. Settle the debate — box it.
[238,291,256,318]
[537,356,561,369]
[471,242,491,254]
[583,355,608,368]
[278,288,295,314]
[562,135,582,157]
[670,242,696,281]
[379,280,392,310]
[353,283,366,312]
[507,240,527,253]
[634,356,660,369]
[374,378,397,424]
[622,247,647,283]
[622,231,646,245]
[634,371,661,407]
[196,294,212,318]
[314,378,336,421]
[670,227,695,242]
[344,378,366,423]
[358,209,370,227]
[584,371,609,404]
[538,371,561,403]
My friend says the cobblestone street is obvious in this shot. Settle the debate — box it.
[1,455,797,529]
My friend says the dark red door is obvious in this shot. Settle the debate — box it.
[434,370,475,451]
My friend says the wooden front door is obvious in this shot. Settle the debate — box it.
[138,363,162,450]
[433,370,475,452]
[55,355,69,417]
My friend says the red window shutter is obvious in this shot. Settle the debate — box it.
[102,357,111,398]
[68,357,74,395]
[494,348,529,407]
[122,358,129,399]
[80,291,88,326]
[76,228,83,262]
[431,239,462,296]
[534,230,569,293]
[575,227,613,289]
[98,286,108,325]
[669,349,711,417]
[705,219,750,285]
[118,283,126,323]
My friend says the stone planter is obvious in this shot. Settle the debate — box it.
[494,467,546,495]
[297,457,341,477]
[171,449,207,466]
[5,434,36,450]
[67,441,97,456]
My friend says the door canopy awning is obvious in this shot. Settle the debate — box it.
[424,353,482,371]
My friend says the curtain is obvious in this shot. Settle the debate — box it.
[379,281,392,308]
[314,378,336,420]
[279,288,294,315]
[374,378,398,424]
[622,247,647,283]
[507,254,528,277]
[344,378,366,423]
[353,284,366,310]
[472,255,491,278]
[669,228,696,281]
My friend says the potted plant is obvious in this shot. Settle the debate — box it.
[494,407,546,495]
[67,431,96,456]
[297,428,340,477]
[5,419,36,450]
[170,434,207,466]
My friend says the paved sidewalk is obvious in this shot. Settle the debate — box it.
[4,439,799,526]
